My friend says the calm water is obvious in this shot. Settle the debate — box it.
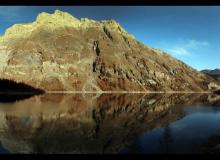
[0,93,220,154]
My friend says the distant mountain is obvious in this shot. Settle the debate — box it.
[202,69,220,82]
[202,69,220,75]
[0,10,219,92]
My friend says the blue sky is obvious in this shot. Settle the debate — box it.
[0,6,219,70]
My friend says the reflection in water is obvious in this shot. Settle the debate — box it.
[0,93,42,103]
[159,125,174,153]
[0,93,219,153]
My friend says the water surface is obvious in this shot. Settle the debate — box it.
[0,93,220,154]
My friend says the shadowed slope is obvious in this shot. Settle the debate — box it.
[0,79,44,103]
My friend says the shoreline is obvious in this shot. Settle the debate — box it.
[0,91,214,94]
[45,91,213,94]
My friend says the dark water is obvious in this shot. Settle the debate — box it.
[121,106,220,154]
[0,93,220,154]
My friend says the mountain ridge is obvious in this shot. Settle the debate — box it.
[202,68,220,75]
[202,69,220,84]
[0,10,219,92]
[1,10,133,40]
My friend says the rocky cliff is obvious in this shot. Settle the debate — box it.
[0,10,218,92]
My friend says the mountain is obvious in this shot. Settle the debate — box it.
[0,10,218,92]
[202,69,220,75]
[202,69,220,82]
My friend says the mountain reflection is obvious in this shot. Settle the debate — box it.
[159,125,174,153]
[0,93,219,154]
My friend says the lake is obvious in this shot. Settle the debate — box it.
[0,93,220,154]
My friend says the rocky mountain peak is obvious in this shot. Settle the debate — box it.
[35,10,80,24]
[2,10,81,39]
[0,10,219,92]
[101,19,127,34]
[1,10,133,41]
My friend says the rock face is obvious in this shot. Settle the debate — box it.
[0,10,218,92]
